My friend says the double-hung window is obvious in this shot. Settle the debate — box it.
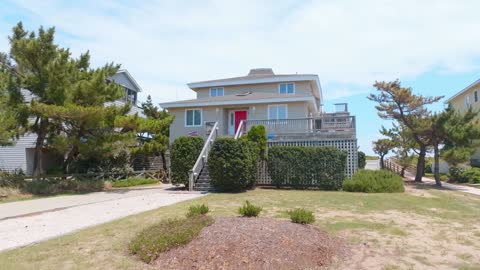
[210,87,224,97]
[268,104,288,120]
[279,83,294,94]
[185,109,202,127]
[475,90,478,103]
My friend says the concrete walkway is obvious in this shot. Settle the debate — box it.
[0,185,205,251]
[365,160,380,170]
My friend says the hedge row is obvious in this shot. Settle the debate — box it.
[208,137,258,191]
[267,146,347,190]
[343,170,404,193]
[170,136,204,186]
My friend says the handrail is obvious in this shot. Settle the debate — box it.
[234,120,245,139]
[188,121,219,191]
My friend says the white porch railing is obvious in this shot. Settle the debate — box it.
[188,121,219,191]
[234,120,246,139]
[244,115,355,135]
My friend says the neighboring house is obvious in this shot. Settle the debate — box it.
[160,68,358,190]
[0,69,143,175]
[445,78,480,166]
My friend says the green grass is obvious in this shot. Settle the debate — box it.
[0,189,479,269]
[111,178,158,188]
[129,215,214,263]
[186,204,209,217]
[366,156,379,160]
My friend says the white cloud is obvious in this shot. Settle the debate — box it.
[4,0,480,104]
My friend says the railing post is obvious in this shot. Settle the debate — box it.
[188,170,194,191]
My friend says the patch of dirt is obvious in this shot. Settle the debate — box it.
[154,217,348,270]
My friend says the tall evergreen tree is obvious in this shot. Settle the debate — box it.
[368,80,442,182]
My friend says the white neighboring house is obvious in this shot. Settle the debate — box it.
[0,69,143,175]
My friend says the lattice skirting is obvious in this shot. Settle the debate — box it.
[257,139,358,185]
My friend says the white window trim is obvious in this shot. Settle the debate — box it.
[209,87,224,97]
[185,108,203,127]
[278,82,295,94]
[267,104,288,120]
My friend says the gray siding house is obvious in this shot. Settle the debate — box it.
[160,68,358,190]
[0,69,143,175]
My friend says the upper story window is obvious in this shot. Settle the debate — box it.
[279,83,294,94]
[268,104,288,120]
[185,109,202,127]
[210,87,224,97]
[465,95,471,108]
[475,90,478,103]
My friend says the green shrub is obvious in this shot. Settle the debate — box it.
[288,208,315,224]
[449,167,467,183]
[238,200,262,217]
[186,204,209,217]
[129,215,214,263]
[170,136,204,187]
[460,168,480,184]
[111,177,158,188]
[208,138,258,192]
[244,125,267,160]
[24,177,104,195]
[267,146,347,190]
[343,170,404,193]
[358,151,366,169]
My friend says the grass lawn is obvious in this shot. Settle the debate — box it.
[1,187,480,269]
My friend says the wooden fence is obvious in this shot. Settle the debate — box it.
[384,158,416,177]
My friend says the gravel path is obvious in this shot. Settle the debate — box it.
[0,185,205,251]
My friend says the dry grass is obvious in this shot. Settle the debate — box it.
[0,187,479,269]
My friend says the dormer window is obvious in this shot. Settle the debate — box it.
[125,87,137,104]
[279,83,294,94]
[210,87,224,97]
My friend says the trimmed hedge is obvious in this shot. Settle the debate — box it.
[267,146,347,190]
[458,167,480,184]
[343,170,404,193]
[244,125,267,160]
[170,136,204,186]
[208,137,258,192]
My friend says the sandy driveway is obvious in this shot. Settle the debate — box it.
[0,185,205,251]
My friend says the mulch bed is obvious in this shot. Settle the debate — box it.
[154,217,348,270]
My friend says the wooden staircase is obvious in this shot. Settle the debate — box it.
[193,165,212,191]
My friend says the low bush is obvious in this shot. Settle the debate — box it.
[288,208,315,224]
[24,178,104,195]
[238,200,262,217]
[186,204,209,217]
[343,170,404,193]
[170,136,204,187]
[208,138,258,192]
[358,151,366,169]
[111,177,158,188]
[267,146,347,190]
[460,168,480,184]
[448,167,467,183]
[129,215,214,263]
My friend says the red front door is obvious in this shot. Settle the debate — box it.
[234,111,247,133]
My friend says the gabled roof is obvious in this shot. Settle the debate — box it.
[159,92,316,109]
[444,78,480,104]
[114,69,143,92]
[187,68,322,100]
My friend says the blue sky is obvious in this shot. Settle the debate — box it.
[2,0,480,155]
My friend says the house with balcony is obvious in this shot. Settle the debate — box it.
[0,69,143,175]
[160,68,358,191]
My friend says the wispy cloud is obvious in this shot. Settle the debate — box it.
[3,0,480,104]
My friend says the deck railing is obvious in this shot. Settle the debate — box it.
[188,121,219,191]
[244,115,355,135]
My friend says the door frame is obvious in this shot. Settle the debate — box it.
[228,109,248,135]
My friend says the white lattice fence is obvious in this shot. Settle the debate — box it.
[257,139,358,185]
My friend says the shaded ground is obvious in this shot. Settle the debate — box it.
[0,188,479,269]
[155,217,347,270]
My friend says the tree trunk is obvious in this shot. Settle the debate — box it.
[433,143,442,187]
[415,145,426,182]
[32,118,47,177]
[63,145,79,174]
[380,155,385,169]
